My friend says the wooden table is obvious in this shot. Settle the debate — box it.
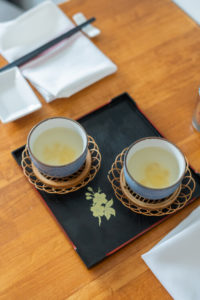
[1,0,200,298]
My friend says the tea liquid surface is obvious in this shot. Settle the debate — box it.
[128,147,179,188]
[33,127,83,166]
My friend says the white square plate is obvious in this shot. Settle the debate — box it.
[0,67,41,123]
[172,0,200,25]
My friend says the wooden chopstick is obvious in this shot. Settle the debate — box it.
[0,17,96,73]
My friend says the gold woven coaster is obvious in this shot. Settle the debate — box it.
[31,151,92,189]
[21,136,101,194]
[107,148,196,216]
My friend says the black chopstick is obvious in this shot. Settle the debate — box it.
[0,17,96,73]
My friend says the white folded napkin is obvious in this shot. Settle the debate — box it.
[0,1,117,102]
[142,206,200,300]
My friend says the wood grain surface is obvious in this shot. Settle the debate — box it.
[0,0,200,299]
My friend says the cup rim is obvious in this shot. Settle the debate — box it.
[124,137,187,191]
[27,117,88,168]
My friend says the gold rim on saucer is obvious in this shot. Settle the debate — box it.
[21,135,101,194]
[107,148,196,216]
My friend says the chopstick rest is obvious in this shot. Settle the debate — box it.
[72,13,100,38]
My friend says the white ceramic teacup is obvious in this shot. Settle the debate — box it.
[124,137,186,199]
[27,117,88,178]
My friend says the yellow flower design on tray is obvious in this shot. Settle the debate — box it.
[85,187,116,226]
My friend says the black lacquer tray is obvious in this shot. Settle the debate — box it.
[12,93,200,268]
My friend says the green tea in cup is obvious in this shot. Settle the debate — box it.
[32,127,83,166]
[27,117,88,177]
